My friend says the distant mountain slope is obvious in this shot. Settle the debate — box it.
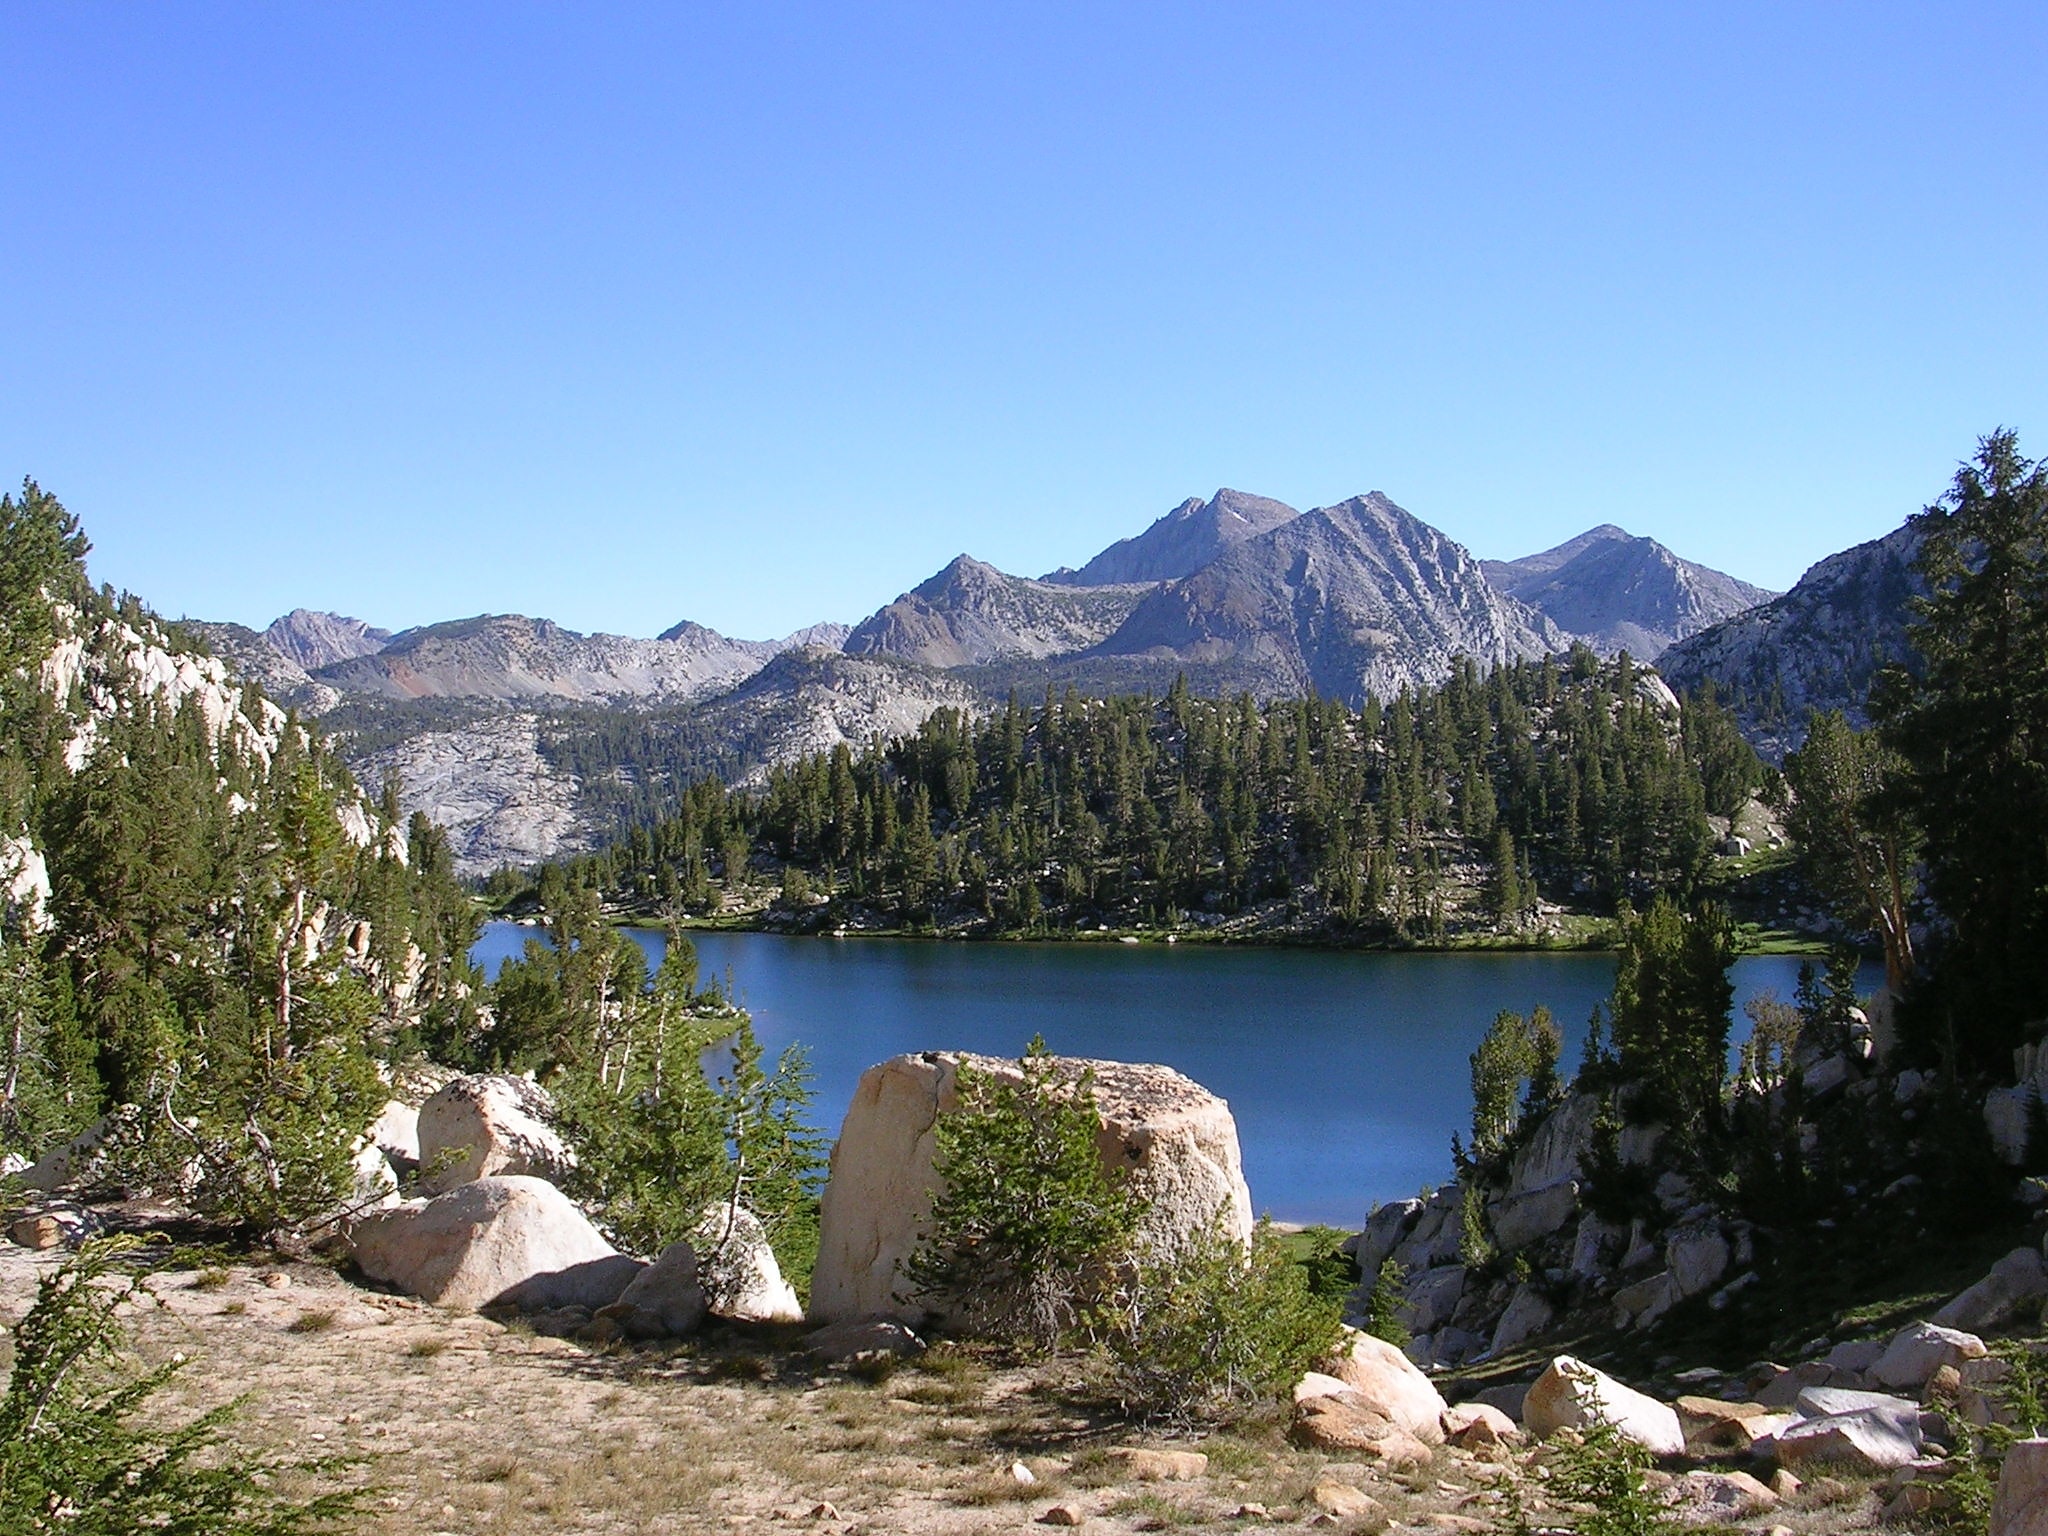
[1484,530,1776,658]
[1043,488,1300,586]
[184,620,340,714]
[1092,492,1564,703]
[263,608,392,670]
[686,648,987,787]
[310,614,777,706]
[1657,522,1923,760]
[843,556,1148,668]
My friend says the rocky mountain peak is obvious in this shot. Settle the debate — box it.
[1484,527,1776,659]
[1042,488,1300,587]
[262,608,392,671]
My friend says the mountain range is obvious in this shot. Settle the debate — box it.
[196,488,1784,873]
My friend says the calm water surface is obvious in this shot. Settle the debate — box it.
[472,923,1863,1226]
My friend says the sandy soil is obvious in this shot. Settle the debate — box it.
[0,1240,1904,1535]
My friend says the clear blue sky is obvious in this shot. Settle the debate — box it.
[4,4,2043,640]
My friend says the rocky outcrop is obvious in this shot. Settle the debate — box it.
[1658,520,1923,760]
[808,1051,1254,1324]
[416,1075,572,1193]
[1935,1247,2048,1332]
[1290,1373,1436,1465]
[348,1175,641,1312]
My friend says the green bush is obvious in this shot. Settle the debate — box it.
[1095,1222,1343,1427]
[903,1037,1139,1350]
[1359,1257,1409,1347]
[0,1237,363,1535]
[1495,1417,1675,1536]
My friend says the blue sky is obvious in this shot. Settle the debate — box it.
[3,4,2043,640]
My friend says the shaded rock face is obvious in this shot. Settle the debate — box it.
[614,1239,707,1337]
[348,1175,641,1312]
[1095,494,1565,706]
[417,1075,572,1194]
[808,1050,1254,1324]
[1994,1437,2048,1536]
[1658,521,1923,761]
[1483,527,1774,659]
[263,609,392,671]
[1043,489,1301,587]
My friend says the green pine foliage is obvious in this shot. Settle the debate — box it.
[529,650,1741,939]
[0,482,478,1230]
[1360,1257,1410,1347]
[0,1237,363,1535]
[1095,1222,1344,1428]
[904,1037,1141,1350]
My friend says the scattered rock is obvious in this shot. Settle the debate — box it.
[347,1175,641,1312]
[1291,1380,1435,1466]
[1442,1402,1521,1448]
[613,1239,705,1338]
[1769,1469,1801,1498]
[1471,1382,1531,1423]
[1774,1406,1925,1472]
[1674,1396,1774,1455]
[1663,1470,1778,1523]
[8,1201,99,1250]
[809,1051,1253,1323]
[1523,1355,1684,1455]
[1231,1503,1271,1520]
[1993,1437,2048,1535]
[1612,1271,1678,1330]
[1309,1480,1381,1518]
[19,1107,142,1195]
[1871,1321,1988,1391]
[1104,1448,1207,1481]
[367,1099,422,1173]
[803,1316,925,1362]
[1038,1503,1085,1527]
[1326,1328,1448,1444]
[1009,1461,1037,1486]
[1665,1221,1731,1299]
[416,1075,571,1194]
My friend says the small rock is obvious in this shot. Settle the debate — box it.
[9,1214,64,1250]
[1663,1469,1778,1522]
[1993,1437,2048,1536]
[806,1503,839,1521]
[1768,1469,1801,1498]
[1010,1461,1038,1486]
[803,1316,924,1363]
[1231,1503,1270,1520]
[1442,1402,1521,1449]
[260,1272,292,1290]
[1038,1503,1085,1527]
[1105,1447,1207,1481]
[1309,1480,1381,1517]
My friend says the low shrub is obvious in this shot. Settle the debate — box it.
[1096,1221,1343,1428]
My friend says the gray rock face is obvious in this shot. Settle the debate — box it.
[315,614,777,706]
[1483,528,1775,659]
[1096,493,1565,705]
[1043,489,1301,586]
[844,556,1148,668]
[263,608,393,670]
[1658,521,1924,760]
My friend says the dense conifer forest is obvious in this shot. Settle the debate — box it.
[521,649,1768,943]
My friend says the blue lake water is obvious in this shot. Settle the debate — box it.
[472,923,1867,1227]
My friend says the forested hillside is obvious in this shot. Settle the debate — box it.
[534,648,1765,943]
[0,482,480,1224]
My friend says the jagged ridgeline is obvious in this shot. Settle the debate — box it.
[0,483,478,1220]
[536,650,1764,939]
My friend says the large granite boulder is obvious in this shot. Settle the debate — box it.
[416,1074,571,1194]
[693,1202,804,1323]
[1870,1320,1988,1390]
[808,1050,1254,1323]
[1326,1328,1448,1445]
[1523,1356,1684,1455]
[348,1175,641,1312]
[1936,1248,2048,1333]
[614,1239,707,1337]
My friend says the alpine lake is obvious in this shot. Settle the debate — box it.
[472,922,1871,1228]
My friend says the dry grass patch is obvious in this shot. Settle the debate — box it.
[287,1308,337,1334]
